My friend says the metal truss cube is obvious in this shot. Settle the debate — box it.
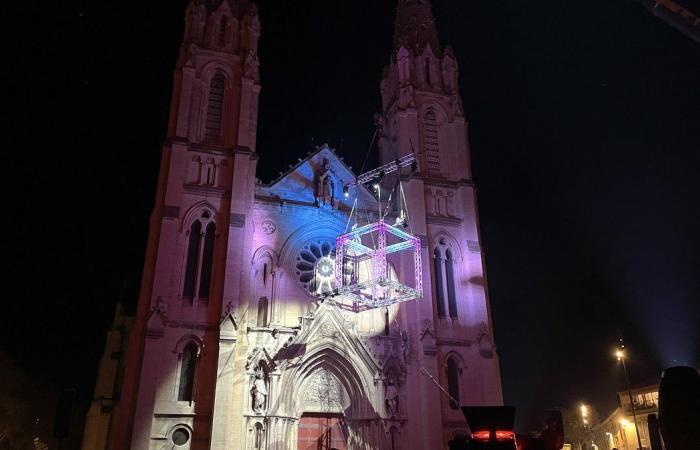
[334,220,422,310]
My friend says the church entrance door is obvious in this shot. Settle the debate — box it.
[297,413,347,450]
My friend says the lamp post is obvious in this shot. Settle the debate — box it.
[581,404,591,450]
[616,349,644,450]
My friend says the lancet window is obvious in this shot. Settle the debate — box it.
[205,71,226,141]
[218,16,228,47]
[178,342,198,402]
[254,423,264,449]
[447,356,461,409]
[445,249,458,319]
[423,109,440,173]
[433,248,446,318]
[425,58,432,86]
[434,241,458,320]
[183,211,216,302]
[257,297,269,327]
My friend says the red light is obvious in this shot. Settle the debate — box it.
[472,431,491,440]
[495,430,515,440]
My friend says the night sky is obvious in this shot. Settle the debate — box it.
[7,0,700,433]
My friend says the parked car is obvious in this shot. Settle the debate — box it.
[460,406,518,450]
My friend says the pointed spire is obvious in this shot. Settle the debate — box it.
[202,0,253,17]
[393,0,441,56]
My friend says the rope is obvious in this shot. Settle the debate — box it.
[344,198,358,233]
[399,182,414,235]
[419,366,460,407]
[359,127,380,177]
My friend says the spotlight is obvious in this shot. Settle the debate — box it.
[395,210,408,228]
[343,184,349,198]
[373,183,380,190]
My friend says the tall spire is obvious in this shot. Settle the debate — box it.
[393,0,441,55]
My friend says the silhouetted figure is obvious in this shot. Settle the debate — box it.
[540,415,564,450]
[647,413,663,450]
[658,366,700,450]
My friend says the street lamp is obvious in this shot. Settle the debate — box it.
[615,347,644,450]
[581,404,592,449]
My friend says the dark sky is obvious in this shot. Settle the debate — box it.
[7,0,700,433]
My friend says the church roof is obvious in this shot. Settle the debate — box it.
[393,0,441,56]
[256,144,377,211]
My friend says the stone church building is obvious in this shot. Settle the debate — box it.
[82,1,503,449]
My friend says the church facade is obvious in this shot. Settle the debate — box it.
[101,1,502,449]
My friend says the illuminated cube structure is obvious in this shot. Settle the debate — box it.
[334,220,422,310]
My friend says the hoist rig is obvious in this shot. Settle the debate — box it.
[330,153,423,311]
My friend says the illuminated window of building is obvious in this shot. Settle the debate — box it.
[295,240,336,295]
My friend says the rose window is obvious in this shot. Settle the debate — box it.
[295,240,336,295]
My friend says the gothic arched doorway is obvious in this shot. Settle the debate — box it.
[297,413,347,450]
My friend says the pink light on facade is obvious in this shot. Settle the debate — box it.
[334,220,422,310]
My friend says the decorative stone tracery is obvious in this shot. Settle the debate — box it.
[302,369,347,413]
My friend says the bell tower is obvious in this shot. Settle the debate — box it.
[379,0,467,180]
[378,0,503,446]
[110,1,261,449]
[172,0,260,151]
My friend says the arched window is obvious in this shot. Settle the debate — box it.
[182,211,217,302]
[447,357,460,409]
[445,249,458,319]
[205,72,225,141]
[257,297,268,327]
[390,426,398,450]
[423,109,440,173]
[433,248,446,318]
[254,423,264,449]
[178,342,198,402]
[183,220,202,299]
[218,16,228,47]
[198,222,216,298]
[425,58,432,86]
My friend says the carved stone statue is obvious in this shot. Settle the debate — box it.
[316,158,334,207]
[251,370,268,414]
[244,52,260,82]
[385,378,399,416]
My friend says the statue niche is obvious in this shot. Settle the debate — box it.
[316,158,335,207]
[251,367,269,414]
[385,378,400,417]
